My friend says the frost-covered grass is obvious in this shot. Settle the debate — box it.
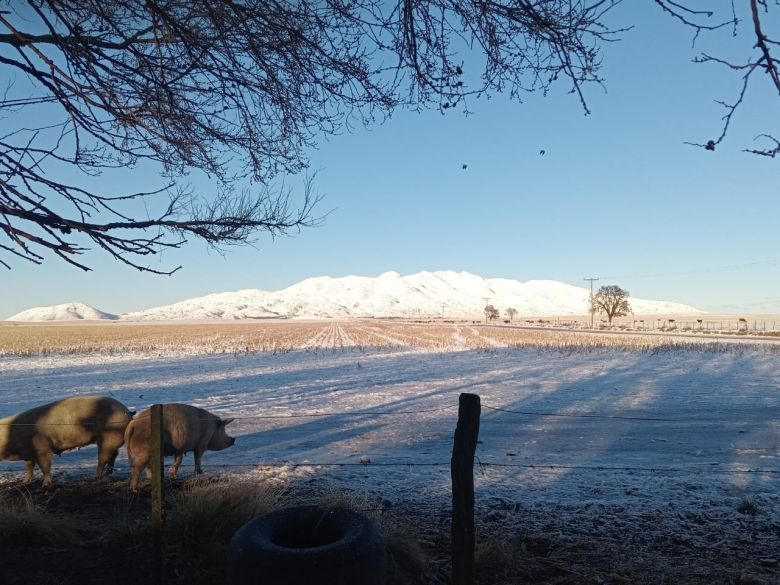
[2,320,779,357]
[0,322,321,356]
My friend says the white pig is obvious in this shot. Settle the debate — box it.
[125,403,235,491]
[0,396,134,487]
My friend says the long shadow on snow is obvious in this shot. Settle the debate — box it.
[0,348,442,416]
[0,348,494,481]
[2,347,779,498]
[474,347,780,495]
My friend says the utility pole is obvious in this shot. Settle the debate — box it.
[584,277,599,328]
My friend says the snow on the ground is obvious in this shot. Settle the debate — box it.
[1,346,778,519]
[3,342,780,580]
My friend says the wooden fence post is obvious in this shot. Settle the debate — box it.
[451,393,481,585]
[151,403,166,585]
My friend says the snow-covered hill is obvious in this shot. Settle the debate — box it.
[120,270,701,320]
[6,302,117,322]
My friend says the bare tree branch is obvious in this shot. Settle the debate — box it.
[659,0,780,153]
[3,1,776,273]
[745,133,780,157]
[0,0,621,272]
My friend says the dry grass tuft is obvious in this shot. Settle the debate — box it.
[0,489,84,548]
[736,498,759,515]
[164,477,286,583]
[169,476,285,540]
[383,524,437,585]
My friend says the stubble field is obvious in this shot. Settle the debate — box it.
[0,319,768,355]
[1,320,779,584]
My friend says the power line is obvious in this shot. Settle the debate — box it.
[600,258,780,280]
[482,297,491,324]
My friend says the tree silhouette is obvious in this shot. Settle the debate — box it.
[484,305,500,321]
[0,1,776,273]
[506,307,518,322]
[591,285,631,325]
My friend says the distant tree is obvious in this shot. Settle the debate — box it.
[591,285,632,325]
[506,307,518,322]
[484,304,500,321]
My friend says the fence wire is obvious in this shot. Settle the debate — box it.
[9,460,778,477]
[0,399,777,480]
[0,399,765,424]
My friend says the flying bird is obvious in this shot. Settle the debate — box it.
[539,150,546,155]
[461,163,468,170]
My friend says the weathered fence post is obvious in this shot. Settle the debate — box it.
[151,403,166,585]
[451,393,480,585]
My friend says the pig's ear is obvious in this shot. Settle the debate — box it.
[222,417,235,426]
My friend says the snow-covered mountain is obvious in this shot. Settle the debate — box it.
[120,270,701,320]
[6,302,117,322]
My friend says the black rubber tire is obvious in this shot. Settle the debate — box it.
[228,505,387,585]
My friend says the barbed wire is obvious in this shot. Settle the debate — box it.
[0,422,130,427]
[474,462,780,475]
[226,404,458,419]
[202,462,780,475]
[0,399,762,425]
[480,404,682,422]
[0,404,459,426]
[0,401,776,479]
[9,460,776,476]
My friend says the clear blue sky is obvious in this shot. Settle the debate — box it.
[3,3,780,318]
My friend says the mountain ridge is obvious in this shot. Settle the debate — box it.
[5,270,702,321]
[6,302,118,322]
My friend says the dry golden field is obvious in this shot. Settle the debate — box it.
[1,319,777,356]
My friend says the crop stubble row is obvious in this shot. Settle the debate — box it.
[1,321,776,356]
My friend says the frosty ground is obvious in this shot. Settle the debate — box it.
[1,338,779,582]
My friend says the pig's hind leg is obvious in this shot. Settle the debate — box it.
[129,451,149,492]
[23,460,35,484]
[96,437,122,478]
[168,454,183,478]
[31,436,54,487]
[37,452,53,487]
